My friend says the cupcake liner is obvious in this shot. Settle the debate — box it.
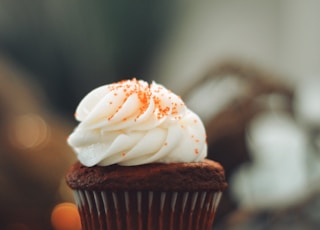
[73,190,222,230]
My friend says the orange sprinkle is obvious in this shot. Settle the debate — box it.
[164,142,168,146]
[109,101,113,105]
[194,148,199,155]
[121,152,126,157]
[105,78,186,122]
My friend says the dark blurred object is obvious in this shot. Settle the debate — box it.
[183,60,294,224]
[0,1,177,117]
[215,191,320,230]
[0,58,75,230]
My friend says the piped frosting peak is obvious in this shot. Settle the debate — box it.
[68,78,207,166]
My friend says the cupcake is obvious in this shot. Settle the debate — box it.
[66,78,227,230]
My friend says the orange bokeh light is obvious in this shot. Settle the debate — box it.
[51,202,81,230]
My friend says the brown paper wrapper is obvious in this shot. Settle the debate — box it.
[73,190,222,230]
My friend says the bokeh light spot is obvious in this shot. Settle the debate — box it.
[51,202,81,230]
[10,113,50,150]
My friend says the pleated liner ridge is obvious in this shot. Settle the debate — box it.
[74,190,222,230]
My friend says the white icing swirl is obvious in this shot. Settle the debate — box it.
[68,79,207,166]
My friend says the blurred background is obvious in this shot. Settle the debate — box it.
[0,0,320,229]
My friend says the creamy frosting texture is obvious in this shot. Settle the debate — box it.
[68,79,207,166]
